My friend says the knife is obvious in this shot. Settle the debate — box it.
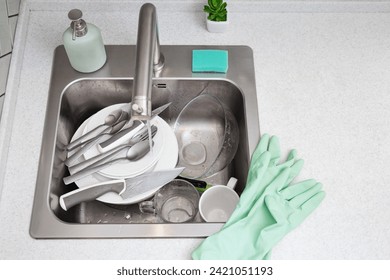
[99,102,171,151]
[59,167,185,211]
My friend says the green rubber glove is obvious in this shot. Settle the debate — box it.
[225,134,304,228]
[192,134,303,260]
[192,168,292,259]
[259,181,326,255]
[192,168,325,259]
[236,134,302,260]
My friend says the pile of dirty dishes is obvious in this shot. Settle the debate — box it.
[173,94,239,179]
[64,103,178,204]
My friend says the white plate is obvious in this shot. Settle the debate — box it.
[82,104,165,179]
[67,104,179,204]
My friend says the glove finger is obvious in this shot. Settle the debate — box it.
[269,157,304,192]
[233,152,271,216]
[280,179,317,200]
[276,150,302,174]
[268,136,281,165]
[300,191,326,215]
[245,151,271,188]
[289,191,325,227]
[266,167,291,193]
[285,158,304,185]
[251,134,270,163]
[286,149,297,161]
[289,183,323,208]
[264,194,288,225]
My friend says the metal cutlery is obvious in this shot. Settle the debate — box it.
[99,102,171,151]
[59,167,185,210]
[64,115,128,166]
[63,140,154,185]
[67,116,131,152]
[66,106,130,150]
[68,125,158,173]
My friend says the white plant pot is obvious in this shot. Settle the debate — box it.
[206,18,229,33]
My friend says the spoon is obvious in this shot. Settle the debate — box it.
[67,110,130,152]
[65,115,128,166]
[66,107,129,150]
[63,140,154,185]
[68,125,157,173]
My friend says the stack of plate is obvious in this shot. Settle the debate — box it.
[67,103,179,204]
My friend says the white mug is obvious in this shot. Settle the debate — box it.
[199,177,239,222]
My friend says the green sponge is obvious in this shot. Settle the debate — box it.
[192,49,228,73]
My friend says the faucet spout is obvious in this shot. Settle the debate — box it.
[131,3,164,120]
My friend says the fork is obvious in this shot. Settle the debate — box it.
[68,125,158,173]
[64,118,128,166]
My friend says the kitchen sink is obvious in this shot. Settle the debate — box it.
[30,45,260,238]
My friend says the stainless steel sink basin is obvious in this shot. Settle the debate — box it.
[30,45,260,238]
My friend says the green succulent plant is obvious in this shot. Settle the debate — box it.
[204,0,227,22]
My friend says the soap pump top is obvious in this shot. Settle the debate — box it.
[63,9,107,73]
[68,9,88,40]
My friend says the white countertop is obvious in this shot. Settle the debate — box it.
[1,0,390,259]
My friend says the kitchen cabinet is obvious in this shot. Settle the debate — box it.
[0,0,12,55]
[0,93,4,117]
[6,0,20,16]
[8,15,17,44]
[0,53,11,94]
[0,0,19,123]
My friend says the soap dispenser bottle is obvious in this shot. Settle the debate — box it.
[63,9,107,73]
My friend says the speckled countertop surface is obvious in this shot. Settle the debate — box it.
[0,0,390,259]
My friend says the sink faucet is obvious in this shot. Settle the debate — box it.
[131,3,165,120]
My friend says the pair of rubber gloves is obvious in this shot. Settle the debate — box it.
[192,134,325,260]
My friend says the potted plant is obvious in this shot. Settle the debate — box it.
[204,0,228,33]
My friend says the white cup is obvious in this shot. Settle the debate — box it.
[199,177,239,222]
